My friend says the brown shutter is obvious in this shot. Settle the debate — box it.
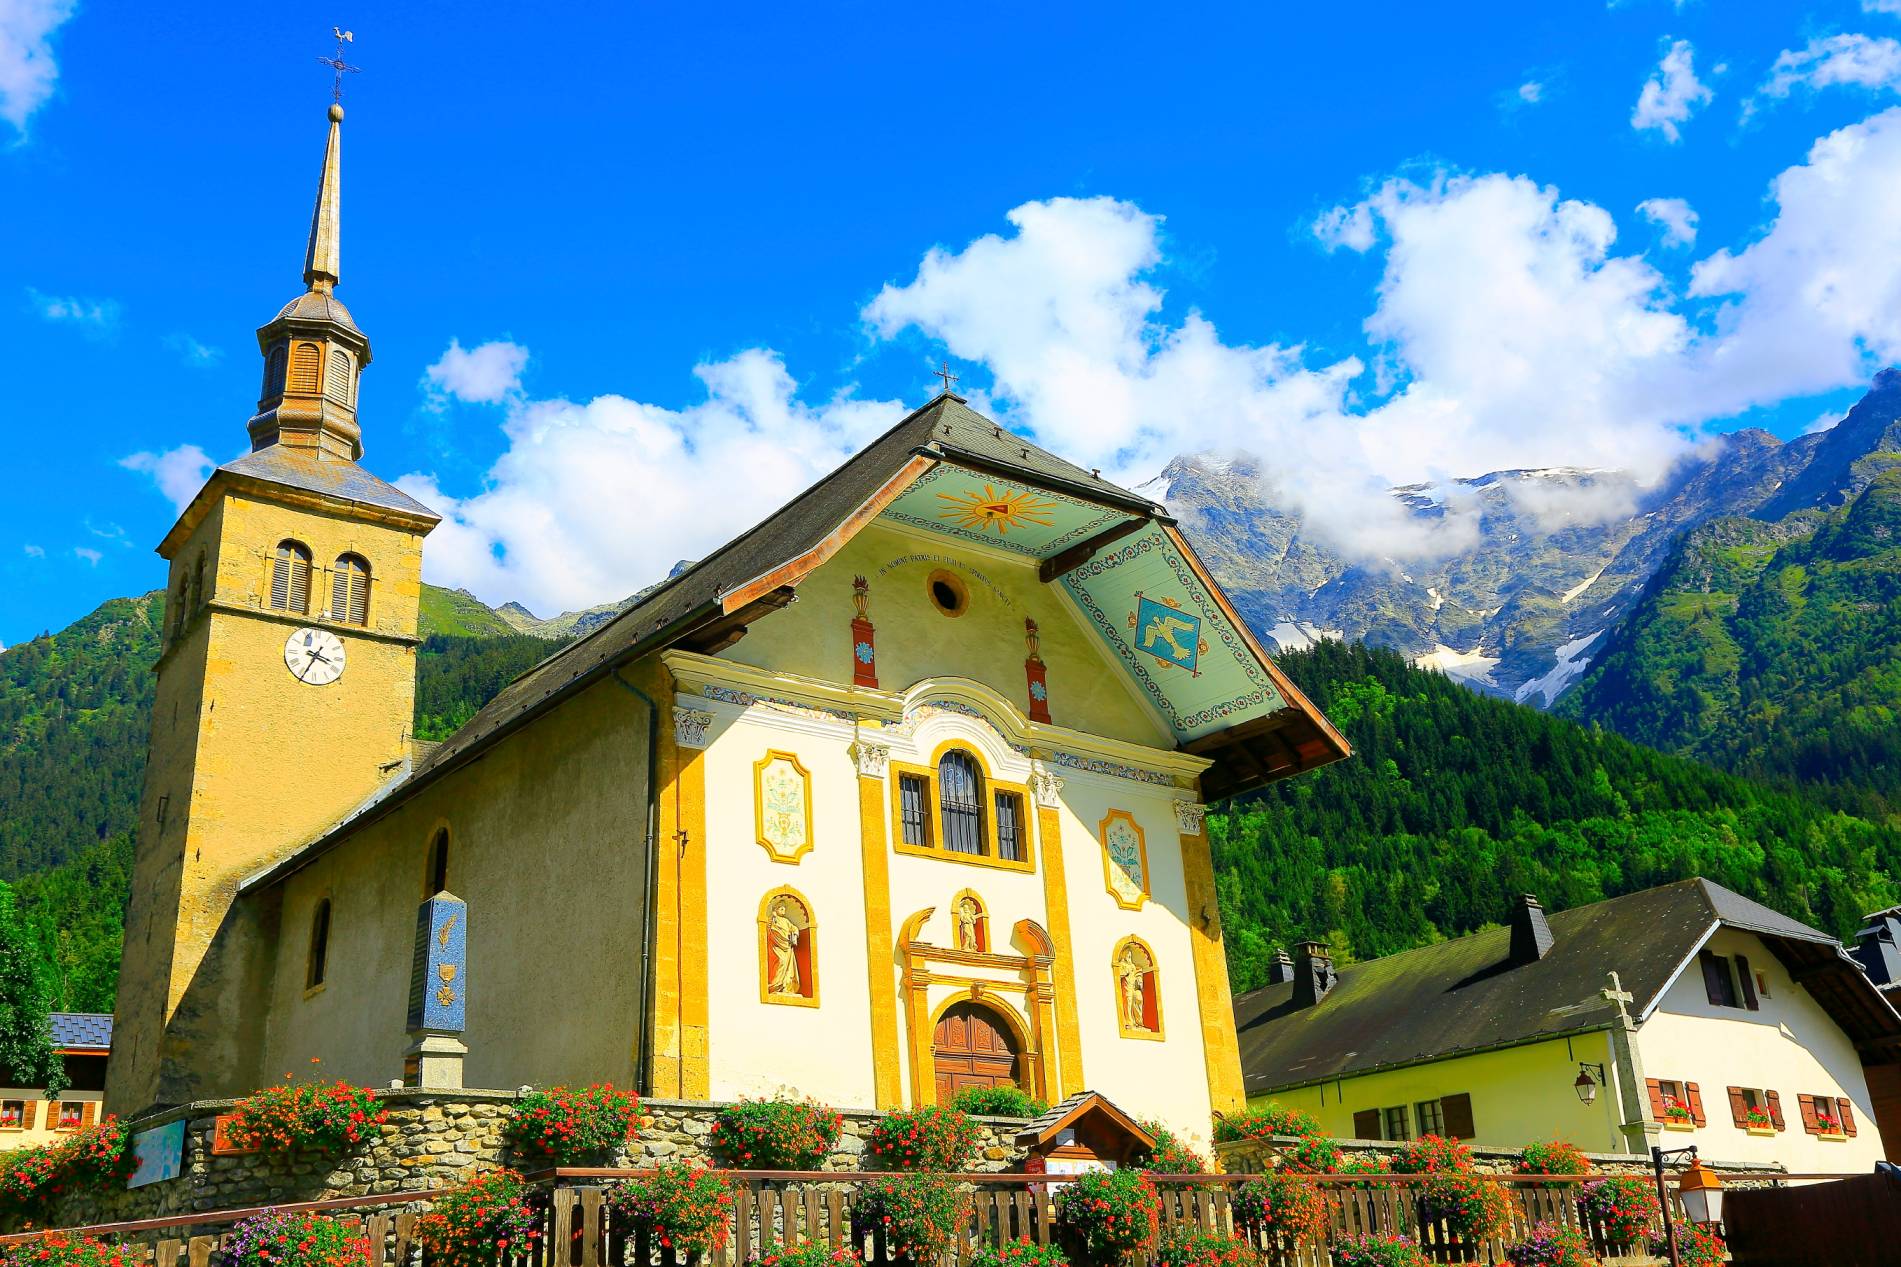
[1727,1088,1749,1127]
[1838,1099,1858,1137]
[1647,1079,1667,1121]
[271,551,291,609]
[1685,1083,1706,1126]
[78,1101,94,1128]
[289,342,321,394]
[20,1101,35,1130]
[1353,1109,1381,1140]
[1441,1092,1475,1140]
[1766,1090,1785,1131]
[288,550,309,614]
[1799,1094,1820,1133]
[1736,954,1759,1009]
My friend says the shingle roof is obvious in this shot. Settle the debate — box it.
[1233,878,1892,1095]
[50,1013,112,1051]
[218,448,438,522]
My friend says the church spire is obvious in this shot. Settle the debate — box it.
[304,103,343,290]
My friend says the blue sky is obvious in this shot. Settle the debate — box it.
[5,1,1901,642]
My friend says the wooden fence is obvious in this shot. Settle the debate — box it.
[1,1169,1767,1266]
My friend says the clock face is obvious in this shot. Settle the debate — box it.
[285,627,346,686]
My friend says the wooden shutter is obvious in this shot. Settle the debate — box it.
[1646,1078,1667,1121]
[1766,1090,1784,1131]
[289,342,321,394]
[78,1101,94,1128]
[1838,1099,1858,1137]
[271,550,290,609]
[1727,1088,1749,1127]
[325,348,353,404]
[1736,954,1760,1010]
[20,1101,35,1130]
[1440,1092,1475,1140]
[1798,1093,1820,1133]
[288,550,309,614]
[1699,951,1735,1007]
[1353,1109,1381,1140]
[1685,1083,1707,1126]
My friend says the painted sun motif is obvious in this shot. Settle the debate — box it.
[935,484,1058,535]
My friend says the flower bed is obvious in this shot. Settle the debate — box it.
[226,1209,374,1267]
[223,1078,386,1154]
[1210,1103,1320,1145]
[1578,1176,1660,1245]
[1152,1226,1254,1267]
[503,1084,641,1163]
[1514,1140,1588,1178]
[1231,1171,1326,1245]
[1504,1222,1599,1267]
[710,1097,843,1169]
[968,1240,1070,1267]
[608,1163,732,1260]
[1052,1167,1160,1267]
[865,1105,981,1172]
[1389,1134,1471,1176]
[850,1174,964,1267]
[1332,1234,1430,1267]
[0,1232,136,1267]
[757,1245,866,1267]
[416,1168,541,1267]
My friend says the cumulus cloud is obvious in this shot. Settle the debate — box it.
[1313,201,1377,252]
[120,444,214,513]
[26,287,118,335]
[1869,0,1901,14]
[1752,33,1901,114]
[397,350,903,615]
[0,0,76,133]
[1633,39,1713,141]
[423,338,529,407]
[1636,196,1699,246]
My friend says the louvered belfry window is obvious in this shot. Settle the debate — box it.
[331,553,370,625]
[271,540,312,614]
[288,342,322,394]
[325,348,353,405]
[898,774,931,847]
[937,749,986,855]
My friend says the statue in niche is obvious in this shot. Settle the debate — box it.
[956,897,983,952]
[1117,945,1151,1031]
[767,899,805,996]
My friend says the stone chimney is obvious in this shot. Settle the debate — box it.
[1853,909,1901,987]
[1265,948,1295,985]
[1509,893,1555,965]
[1292,940,1337,1008]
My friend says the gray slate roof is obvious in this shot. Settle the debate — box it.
[1233,879,1854,1096]
[219,447,438,522]
[50,1013,112,1051]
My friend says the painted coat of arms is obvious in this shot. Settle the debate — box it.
[1130,594,1206,674]
[755,752,813,862]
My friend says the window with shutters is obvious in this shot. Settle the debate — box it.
[331,553,370,625]
[271,540,313,614]
[263,344,288,399]
[306,898,332,992]
[56,1102,83,1130]
[324,348,353,405]
[1699,950,1741,1008]
[1413,1098,1444,1137]
[888,747,1035,872]
[1382,1106,1410,1142]
[288,342,322,394]
[1351,1108,1381,1140]
[1799,1093,1855,1137]
[0,1101,22,1129]
[1728,1087,1782,1132]
[1648,1078,1705,1126]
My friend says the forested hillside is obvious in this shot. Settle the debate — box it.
[1210,640,1901,991]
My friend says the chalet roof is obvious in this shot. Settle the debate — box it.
[243,393,1348,892]
[1234,878,1901,1096]
[1014,1090,1156,1150]
[50,1013,112,1052]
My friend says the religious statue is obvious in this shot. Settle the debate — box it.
[1117,946,1149,1031]
[956,897,983,952]
[767,900,804,997]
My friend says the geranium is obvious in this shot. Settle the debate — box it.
[1578,1176,1659,1246]
[224,1077,387,1155]
[1052,1168,1160,1267]
[1388,1135,1471,1176]
[850,1174,964,1266]
[609,1164,732,1259]
[226,1209,374,1267]
[1330,1234,1430,1267]
[1814,1106,1844,1134]
[1504,1222,1599,1267]
[1515,1141,1588,1177]
[1137,1121,1208,1175]
[756,1244,866,1267]
[966,1239,1070,1267]
[1418,1172,1513,1242]
[1665,1223,1727,1267]
[1660,1095,1693,1124]
[1277,1134,1342,1174]
[0,1232,136,1267]
[416,1168,542,1267]
[503,1084,642,1163]
[1231,1172,1326,1244]
[1333,1152,1390,1191]
[950,1087,1049,1119]
[1210,1104,1320,1145]
[1152,1225,1256,1267]
[1743,1108,1774,1130]
[711,1097,843,1170]
[865,1105,981,1172]
[0,1117,134,1219]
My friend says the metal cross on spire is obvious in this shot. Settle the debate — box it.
[316,27,360,102]
[933,361,960,397]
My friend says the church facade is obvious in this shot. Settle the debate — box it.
[109,104,1349,1147]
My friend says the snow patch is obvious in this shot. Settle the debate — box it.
[1416,643,1501,688]
[1427,587,1445,611]
[1560,564,1607,605]
[1513,629,1604,707]
[1268,621,1344,652]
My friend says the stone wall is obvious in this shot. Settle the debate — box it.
[35,1092,1030,1232]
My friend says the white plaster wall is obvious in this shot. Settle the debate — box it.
[1635,927,1886,1172]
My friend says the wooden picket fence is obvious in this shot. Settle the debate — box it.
[0,1169,1740,1265]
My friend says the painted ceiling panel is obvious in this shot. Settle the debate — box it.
[879,464,1126,559]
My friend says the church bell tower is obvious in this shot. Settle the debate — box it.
[110,102,439,1113]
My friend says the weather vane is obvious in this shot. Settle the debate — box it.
[316,27,360,103]
[933,361,960,396]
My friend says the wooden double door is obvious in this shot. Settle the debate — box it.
[933,1001,1023,1102]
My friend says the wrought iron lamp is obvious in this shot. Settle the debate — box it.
[1573,1061,1606,1105]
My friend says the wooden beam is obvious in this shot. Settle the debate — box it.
[1181,714,1287,757]
[1038,516,1149,583]
[678,588,797,653]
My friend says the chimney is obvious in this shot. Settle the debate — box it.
[1292,940,1337,1008]
[1853,909,1901,987]
[1509,894,1555,965]
[1265,948,1295,986]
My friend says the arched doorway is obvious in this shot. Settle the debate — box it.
[932,1000,1023,1103]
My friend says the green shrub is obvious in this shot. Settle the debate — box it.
[503,1084,642,1162]
[1052,1168,1160,1267]
[711,1097,844,1169]
[866,1105,981,1172]
[850,1174,965,1266]
[967,1240,1070,1267]
[1210,1103,1319,1144]
[1278,1134,1343,1174]
[608,1163,733,1259]
[950,1086,1049,1119]
[0,1116,135,1221]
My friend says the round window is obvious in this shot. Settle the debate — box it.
[927,570,969,617]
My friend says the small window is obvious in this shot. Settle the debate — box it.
[898,774,931,848]
[937,749,986,856]
[425,828,450,896]
[263,344,288,399]
[927,569,968,617]
[306,898,332,990]
[193,554,209,610]
[1414,1099,1444,1137]
[331,553,370,626]
[0,1101,23,1130]
[1699,950,1740,1008]
[324,348,353,405]
[288,342,322,394]
[271,540,313,614]
[56,1103,83,1130]
[1755,970,1771,999]
[994,791,1026,862]
[1383,1106,1410,1142]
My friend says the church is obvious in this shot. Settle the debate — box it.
[108,102,1350,1147]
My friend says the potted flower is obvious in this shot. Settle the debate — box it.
[1210,1103,1320,1145]
[710,1096,843,1170]
[1514,1140,1588,1180]
[849,1174,965,1267]
[0,1116,136,1224]
[416,1168,542,1267]
[950,1087,1049,1120]
[1742,1107,1776,1137]
[1152,1225,1255,1267]
[1504,1222,1599,1267]
[223,1076,387,1156]
[865,1105,981,1172]
[1660,1096,1695,1131]
[1814,1107,1847,1140]
[608,1163,733,1264]
[503,1084,642,1163]
[1332,1234,1430,1267]
[0,1232,137,1267]
[1136,1121,1208,1176]
[1231,1171,1327,1248]
[1051,1168,1160,1267]
[967,1241,1069,1267]
[1665,1223,1727,1267]
[1578,1176,1660,1247]
[226,1209,374,1267]
[757,1245,867,1267]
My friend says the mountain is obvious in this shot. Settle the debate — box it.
[1210,639,1901,992]
[419,586,520,638]
[1161,370,1901,705]
[487,560,697,640]
[1558,472,1901,820]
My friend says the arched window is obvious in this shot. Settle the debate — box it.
[331,553,370,625]
[288,342,322,394]
[758,888,817,1006]
[271,540,312,614]
[324,348,353,406]
[263,344,288,399]
[306,898,332,991]
[424,828,450,896]
[1112,936,1162,1038]
[937,749,986,856]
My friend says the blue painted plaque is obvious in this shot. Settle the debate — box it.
[127,1119,186,1188]
[406,893,467,1032]
[1133,596,1202,672]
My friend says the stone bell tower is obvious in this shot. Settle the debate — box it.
[110,102,439,1114]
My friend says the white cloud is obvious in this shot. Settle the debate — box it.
[422,338,529,407]
[1752,34,1901,114]
[1636,196,1699,246]
[1313,202,1377,253]
[1518,80,1545,104]
[1864,1,1901,17]
[119,444,214,513]
[1633,39,1713,141]
[0,0,76,133]
[21,544,43,558]
[72,546,100,565]
[397,350,902,615]
[165,333,223,367]
[25,287,118,335]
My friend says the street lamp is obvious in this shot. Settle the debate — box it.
[1574,1062,1605,1105]
[1652,1143,1724,1267]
